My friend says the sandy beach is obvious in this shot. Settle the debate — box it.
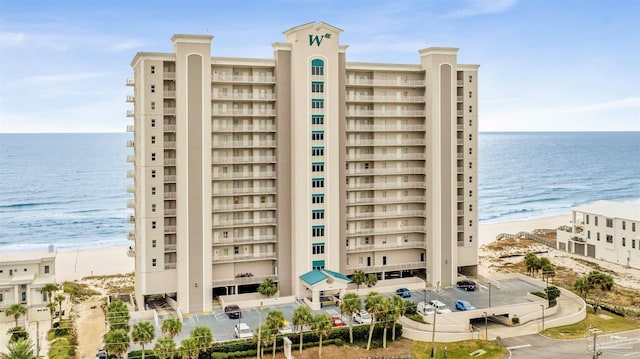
[51,214,572,283]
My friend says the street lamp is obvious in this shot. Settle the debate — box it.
[483,312,488,340]
[540,304,545,332]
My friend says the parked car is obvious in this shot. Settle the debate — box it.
[234,323,253,339]
[416,302,435,315]
[395,288,411,298]
[456,280,477,291]
[96,349,107,359]
[455,300,476,311]
[353,310,372,324]
[429,300,452,314]
[331,316,346,327]
[225,304,241,319]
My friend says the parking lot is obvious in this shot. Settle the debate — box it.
[156,277,544,343]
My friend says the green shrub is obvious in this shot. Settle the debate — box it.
[512,316,520,324]
[7,326,28,342]
[531,291,546,299]
[334,338,343,346]
[127,349,156,359]
[404,300,417,315]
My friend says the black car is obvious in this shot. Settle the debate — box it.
[456,280,476,291]
[224,304,241,319]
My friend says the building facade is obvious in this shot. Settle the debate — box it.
[0,250,56,323]
[557,200,640,269]
[126,22,478,314]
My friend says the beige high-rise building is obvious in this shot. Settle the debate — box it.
[126,22,478,314]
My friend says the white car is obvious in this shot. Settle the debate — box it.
[353,310,372,324]
[429,300,452,314]
[417,301,435,315]
[234,323,253,339]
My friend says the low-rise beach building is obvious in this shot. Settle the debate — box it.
[126,22,479,314]
[0,249,57,323]
[557,200,640,269]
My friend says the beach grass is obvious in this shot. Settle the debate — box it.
[544,307,640,339]
[412,340,507,359]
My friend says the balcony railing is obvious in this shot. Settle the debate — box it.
[164,208,177,216]
[126,140,135,148]
[346,168,426,176]
[164,192,177,199]
[212,186,276,196]
[164,91,176,98]
[346,181,426,191]
[164,175,176,182]
[212,75,276,83]
[212,91,276,101]
[212,124,276,132]
[164,225,176,233]
[126,125,134,132]
[127,169,135,178]
[212,217,277,228]
[346,78,425,87]
[164,141,176,149]
[212,156,276,164]
[212,274,278,287]
[212,235,276,246]
[212,202,277,211]
[212,140,276,148]
[164,262,177,270]
[346,110,425,117]
[126,199,135,208]
[127,230,135,240]
[346,240,425,252]
[164,108,176,115]
[164,244,177,251]
[346,95,425,102]
[212,252,277,263]
[346,225,425,236]
[346,124,426,131]
[126,184,135,193]
[126,95,135,103]
[346,153,425,161]
[164,158,176,166]
[126,155,135,163]
[344,261,425,275]
[126,78,134,86]
[346,139,425,146]
[346,210,426,220]
[212,109,276,116]
[164,125,176,132]
[163,72,176,79]
[212,171,276,180]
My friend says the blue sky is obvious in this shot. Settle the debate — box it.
[0,0,638,132]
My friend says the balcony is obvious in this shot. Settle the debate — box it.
[126,78,134,86]
[212,217,276,228]
[212,91,276,101]
[212,274,278,287]
[212,140,276,148]
[163,141,176,149]
[457,96,463,102]
[212,74,276,83]
[346,167,426,176]
[164,108,176,115]
[164,158,176,166]
[346,240,425,253]
[163,72,176,79]
[164,243,177,252]
[126,199,135,208]
[164,91,176,98]
[212,186,276,196]
[127,215,135,223]
[345,196,426,206]
[126,140,135,148]
[212,251,277,263]
[211,124,276,132]
[164,225,177,233]
[346,181,426,191]
[126,125,134,132]
[212,109,276,116]
[346,139,425,147]
[346,210,426,220]
[164,208,177,216]
[344,261,425,275]
[164,192,177,199]
[126,95,135,103]
[127,170,135,178]
[164,175,176,182]
[126,184,135,193]
[127,248,135,257]
[126,155,135,163]
[212,235,276,246]
[345,225,425,236]
[164,125,176,132]
[212,156,276,164]
[164,262,177,270]
[212,171,276,180]
[346,110,425,117]
[457,80,463,86]
[346,153,425,161]
[346,95,425,103]
[212,202,277,211]
[346,78,425,87]
[346,124,426,131]
[457,110,463,116]
[127,230,135,240]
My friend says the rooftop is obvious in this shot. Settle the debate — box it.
[573,200,640,220]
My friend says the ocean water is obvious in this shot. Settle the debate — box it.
[0,132,638,251]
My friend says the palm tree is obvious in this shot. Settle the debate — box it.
[351,270,366,289]
[161,317,182,339]
[107,300,130,331]
[524,253,539,276]
[266,310,286,358]
[178,337,199,359]
[0,338,34,359]
[190,325,212,354]
[389,295,407,341]
[365,273,378,288]
[103,329,130,359]
[5,304,27,327]
[258,278,278,298]
[291,305,313,354]
[587,270,614,305]
[365,292,385,350]
[132,321,155,359]
[311,313,332,358]
[47,301,57,326]
[153,336,176,359]
[573,277,592,301]
[255,324,273,359]
[39,283,59,304]
[54,294,65,317]
[339,293,361,344]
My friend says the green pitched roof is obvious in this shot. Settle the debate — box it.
[324,269,352,283]
[299,269,352,286]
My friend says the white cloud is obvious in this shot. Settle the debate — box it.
[446,0,519,18]
[0,31,26,46]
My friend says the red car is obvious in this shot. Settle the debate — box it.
[331,316,346,327]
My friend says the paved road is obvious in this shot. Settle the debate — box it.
[501,329,640,359]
